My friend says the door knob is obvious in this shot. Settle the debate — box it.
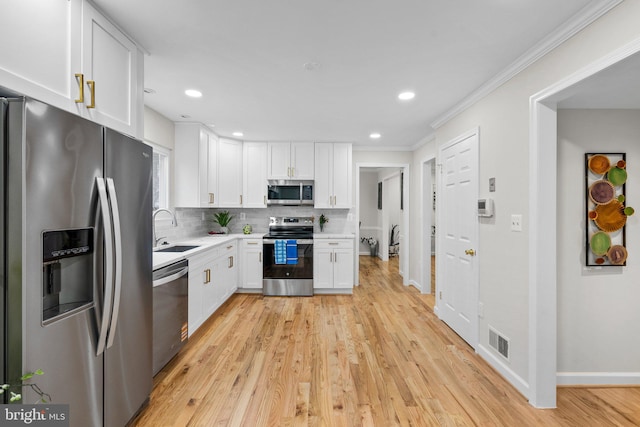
[465,249,476,256]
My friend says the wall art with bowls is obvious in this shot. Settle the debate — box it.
[585,153,634,266]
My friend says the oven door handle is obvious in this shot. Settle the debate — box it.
[263,239,314,245]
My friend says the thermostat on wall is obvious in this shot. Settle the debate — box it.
[478,198,494,217]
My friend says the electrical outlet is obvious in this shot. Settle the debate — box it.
[240,212,246,220]
[511,214,522,232]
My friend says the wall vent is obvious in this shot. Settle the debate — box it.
[489,327,510,360]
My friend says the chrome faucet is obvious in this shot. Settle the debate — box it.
[153,208,177,247]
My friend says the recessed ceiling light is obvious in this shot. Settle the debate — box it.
[180,114,191,119]
[185,89,202,98]
[303,61,322,71]
[232,131,244,137]
[369,133,382,139]
[398,91,415,101]
[143,87,156,94]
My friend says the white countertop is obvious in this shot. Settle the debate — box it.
[152,233,262,270]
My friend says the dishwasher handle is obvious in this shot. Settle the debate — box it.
[153,266,189,287]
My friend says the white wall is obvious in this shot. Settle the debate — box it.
[379,170,402,261]
[359,170,380,255]
[409,0,640,398]
[144,106,174,150]
[557,109,640,380]
[143,106,176,207]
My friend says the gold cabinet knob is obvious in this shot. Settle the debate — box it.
[465,249,476,256]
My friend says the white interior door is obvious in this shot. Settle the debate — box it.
[436,129,479,348]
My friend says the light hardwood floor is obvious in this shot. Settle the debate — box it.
[133,256,640,426]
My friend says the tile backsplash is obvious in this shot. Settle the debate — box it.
[154,206,356,244]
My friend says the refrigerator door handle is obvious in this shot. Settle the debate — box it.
[106,178,123,349]
[96,177,115,356]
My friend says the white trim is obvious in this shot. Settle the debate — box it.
[408,279,423,292]
[478,344,530,398]
[431,0,623,129]
[557,372,640,386]
[529,35,640,409]
[353,145,416,152]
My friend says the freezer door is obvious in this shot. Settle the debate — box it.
[14,98,104,425]
[104,129,153,426]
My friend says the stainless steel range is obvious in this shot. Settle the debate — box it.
[263,216,314,296]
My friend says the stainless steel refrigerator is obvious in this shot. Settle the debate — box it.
[1,96,153,426]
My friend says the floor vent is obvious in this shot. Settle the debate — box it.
[489,327,510,360]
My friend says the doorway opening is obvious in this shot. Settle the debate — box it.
[422,158,436,294]
[530,38,640,407]
[355,163,410,286]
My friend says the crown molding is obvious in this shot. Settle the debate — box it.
[352,144,415,152]
[430,0,623,130]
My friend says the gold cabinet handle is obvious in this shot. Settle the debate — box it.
[240,195,243,205]
[204,268,211,284]
[228,256,234,268]
[465,249,476,256]
[75,73,84,103]
[259,252,262,263]
[86,80,95,108]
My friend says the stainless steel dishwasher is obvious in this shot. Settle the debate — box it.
[152,259,189,376]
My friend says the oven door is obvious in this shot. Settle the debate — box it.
[263,239,313,296]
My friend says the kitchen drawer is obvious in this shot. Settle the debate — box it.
[188,245,220,263]
[314,239,354,249]
[220,242,237,257]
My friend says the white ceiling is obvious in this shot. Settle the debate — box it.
[93,0,601,148]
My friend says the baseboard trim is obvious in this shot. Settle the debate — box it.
[409,279,424,292]
[477,344,530,399]
[556,372,640,386]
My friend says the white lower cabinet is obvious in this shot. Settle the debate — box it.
[187,242,238,336]
[240,239,263,290]
[314,239,354,290]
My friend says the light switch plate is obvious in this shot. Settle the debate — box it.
[511,214,522,232]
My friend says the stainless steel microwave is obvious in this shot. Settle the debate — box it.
[267,180,314,205]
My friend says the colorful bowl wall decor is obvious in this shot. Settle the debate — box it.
[585,153,633,266]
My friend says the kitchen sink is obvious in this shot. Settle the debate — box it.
[154,245,200,253]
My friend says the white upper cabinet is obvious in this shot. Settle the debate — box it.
[175,124,218,207]
[0,0,143,137]
[81,1,142,137]
[0,0,81,111]
[217,138,243,207]
[243,143,268,208]
[314,143,352,209]
[267,142,314,180]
